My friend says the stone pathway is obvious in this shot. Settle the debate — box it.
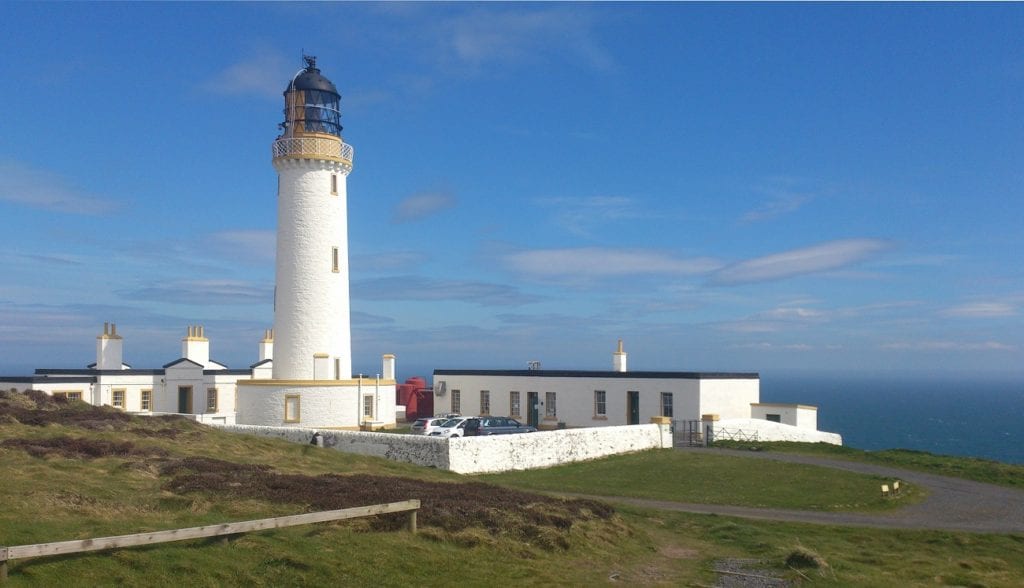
[587,448,1024,533]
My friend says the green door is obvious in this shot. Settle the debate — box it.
[527,392,539,428]
[178,386,192,414]
[627,391,640,425]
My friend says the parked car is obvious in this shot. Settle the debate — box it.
[410,417,450,436]
[428,416,473,438]
[462,417,537,436]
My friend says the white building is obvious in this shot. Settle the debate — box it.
[432,341,839,444]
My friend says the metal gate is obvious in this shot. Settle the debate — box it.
[672,419,704,447]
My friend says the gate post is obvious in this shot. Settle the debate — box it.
[701,414,719,447]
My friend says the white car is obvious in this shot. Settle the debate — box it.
[410,417,450,436]
[428,416,472,438]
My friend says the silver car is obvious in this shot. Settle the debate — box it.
[410,417,450,436]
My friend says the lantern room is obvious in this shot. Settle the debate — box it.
[280,55,342,139]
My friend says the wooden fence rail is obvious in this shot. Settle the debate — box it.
[0,499,420,582]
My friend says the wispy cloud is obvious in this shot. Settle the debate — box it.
[537,196,638,236]
[940,302,1017,318]
[201,52,293,98]
[118,280,272,306]
[740,178,817,224]
[881,340,1016,351]
[438,7,615,72]
[392,191,456,223]
[352,276,542,306]
[0,160,118,215]
[503,247,722,278]
[710,239,892,285]
[205,230,275,264]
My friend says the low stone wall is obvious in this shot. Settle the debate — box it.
[711,418,843,445]
[216,421,673,474]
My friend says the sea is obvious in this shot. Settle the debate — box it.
[761,373,1024,465]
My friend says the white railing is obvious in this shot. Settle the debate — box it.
[272,136,354,165]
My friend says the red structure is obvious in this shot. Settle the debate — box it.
[396,377,433,422]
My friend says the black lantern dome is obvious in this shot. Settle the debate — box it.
[280,55,342,138]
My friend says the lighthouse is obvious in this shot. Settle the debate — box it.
[236,55,397,430]
[272,55,353,381]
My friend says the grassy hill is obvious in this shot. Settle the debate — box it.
[2,390,1023,586]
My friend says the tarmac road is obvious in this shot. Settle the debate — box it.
[584,447,1024,533]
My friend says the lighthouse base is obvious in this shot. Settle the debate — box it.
[236,379,397,430]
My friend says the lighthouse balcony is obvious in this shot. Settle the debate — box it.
[272,135,354,167]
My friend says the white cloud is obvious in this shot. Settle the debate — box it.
[940,302,1017,318]
[352,276,542,306]
[537,196,638,236]
[503,247,722,278]
[206,230,276,264]
[439,7,615,72]
[739,177,819,224]
[0,160,118,215]
[201,53,292,98]
[392,192,456,223]
[710,239,892,285]
[881,340,1016,351]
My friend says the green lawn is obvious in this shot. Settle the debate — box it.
[482,448,921,511]
[713,440,1024,489]
[3,393,1024,587]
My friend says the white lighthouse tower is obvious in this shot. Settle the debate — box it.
[272,55,353,381]
[236,56,396,430]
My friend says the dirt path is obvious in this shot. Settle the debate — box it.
[584,448,1024,533]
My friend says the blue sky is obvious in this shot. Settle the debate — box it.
[1,3,1022,381]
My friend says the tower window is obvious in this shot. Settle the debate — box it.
[331,174,338,195]
[332,247,339,273]
[284,394,301,423]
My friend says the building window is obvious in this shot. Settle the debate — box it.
[68,391,82,402]
[284,395,301,423]
[594,390,606,417]
[363,395,374,419]
[480,390,490,415]
[332,247,340,273]
[207,388,218,413]
[766,414,781,423]
[545,392,557,419]
[141,389,152,411]
[660,392,673,418]
[331,173,338,195]
[112,389,125,409]
[451,389,461,414]
[509,391,521,417]
[335,358,341,380]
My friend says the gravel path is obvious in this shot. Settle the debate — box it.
[590,448,1024,533]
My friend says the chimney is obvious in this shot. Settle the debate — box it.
[182,325,210,367]
[382,353,396,381]
[613,339,627,372]
[259,329,274,362]
[96,322,124,370]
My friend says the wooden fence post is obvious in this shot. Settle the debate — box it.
[2,547,9,583]
[408,510,417,534]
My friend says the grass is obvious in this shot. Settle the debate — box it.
[713,440,1024,489]
[3,391,1024,586]
[482,448,922,511]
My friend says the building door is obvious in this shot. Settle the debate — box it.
[178,386,193,414]
[527,392,539,428]
[627,391,640,425]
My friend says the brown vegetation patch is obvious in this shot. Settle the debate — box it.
[1,435,169,460]
[0,390,200,435]
[161,456,615,548]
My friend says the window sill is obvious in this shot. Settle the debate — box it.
[592,415,608,420]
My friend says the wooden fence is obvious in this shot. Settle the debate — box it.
[0,499,420,582]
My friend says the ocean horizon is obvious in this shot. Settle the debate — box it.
[762,373,1024,465]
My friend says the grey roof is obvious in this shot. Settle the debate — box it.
[432,369,759,380]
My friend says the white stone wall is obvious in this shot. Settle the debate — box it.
[216,421,673,474]
[712,418,842,445]
[273,158,352,380]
